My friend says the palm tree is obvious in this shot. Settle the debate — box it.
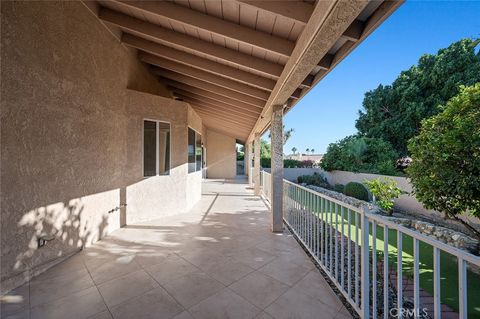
[292,147,297,155]
[311,148,315,154]
[306,148,310,154]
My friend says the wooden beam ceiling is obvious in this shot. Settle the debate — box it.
[192,108,253,130]
[248,0,370,142]
[200,117,251,134]
[125,35,276,91]
[191,107,255,127]
[236,0,314,25]
[342,19,365,42]
[115,0,295,57]
[175,93,258,122]
[318,53,334,70]
[201,119,250,139]
[99,8,284,79]
[202,124,248,141]
[164,80,263,114]
[170,88,261,118]
[146,59,271,100]
[93,0,402,141]
[187,102,258,123]
[156,74,265,108]
[235,1,365,43]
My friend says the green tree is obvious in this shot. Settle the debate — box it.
[306,148,310,153]
[311,148,315,154]
[292,147,297,154]
[260,139,271,158]
[407,84,480,238]
[356,38,480,155]
[320,136,398,175]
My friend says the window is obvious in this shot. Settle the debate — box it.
[188,127,202,173]
[143,120,170,177]
[196,131,202,171]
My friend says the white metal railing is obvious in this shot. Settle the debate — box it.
[259,171,480,319]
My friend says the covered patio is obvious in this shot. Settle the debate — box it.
[1,1,404,318]
[1,179,351,319]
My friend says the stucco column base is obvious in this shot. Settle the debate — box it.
[270,104,284,233]
[253,134,261,196]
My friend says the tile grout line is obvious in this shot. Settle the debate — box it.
[137,256,190,319]
[80,255,115,319]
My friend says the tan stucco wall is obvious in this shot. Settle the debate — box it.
[0,1,202,292]
[123,91,203,225]
[206,130,237,179]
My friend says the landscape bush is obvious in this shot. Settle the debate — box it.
[297,172,329,188]
[284,159,301,168]
[344,182,370,201]
[333,184,345,193]
[298,160,315,168]
[260,157,271,168]
[260,158,315,168]
[364,177,404,214]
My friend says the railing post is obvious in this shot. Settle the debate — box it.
[246,142,252,185]
[270,104,284,232]
[253,133,261,196]
[361,207,370,319]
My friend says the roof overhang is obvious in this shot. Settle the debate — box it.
[85,0,403,143]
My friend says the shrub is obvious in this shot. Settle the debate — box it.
[333,184,345,193]
[284,159,301,168]
[320,135,399,175]
[364,178,403,214]
[297,172,329,188]
[344,182,370,201]
[298,160,315,168]
[260,158,310,168]
[407,84,480,238]
[260,157,271,168]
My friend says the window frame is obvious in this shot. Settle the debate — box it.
[187,126,202,174]
[143,119,171,177]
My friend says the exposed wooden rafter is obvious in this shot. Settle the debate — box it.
[193,108,253,129]
[318,54,334,70]
[146,59,271,100]
[248,0,370,142]
[188,102,259,123]
[236,0,314,25]
[190,108,256,128]
[342,19,365,42]
[124,34,276,91]
[114,0,295,57]
[156,74,266,108]
[164,80,263,114]
[170,88,261,119]
[99,8,284,78]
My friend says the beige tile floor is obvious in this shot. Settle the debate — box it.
[1,178,352,319]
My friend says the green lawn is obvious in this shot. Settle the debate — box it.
[289,191,480,318]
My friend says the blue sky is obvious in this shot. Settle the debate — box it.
[279,1,480,155]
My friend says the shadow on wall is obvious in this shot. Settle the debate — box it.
[1,163,198,293]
